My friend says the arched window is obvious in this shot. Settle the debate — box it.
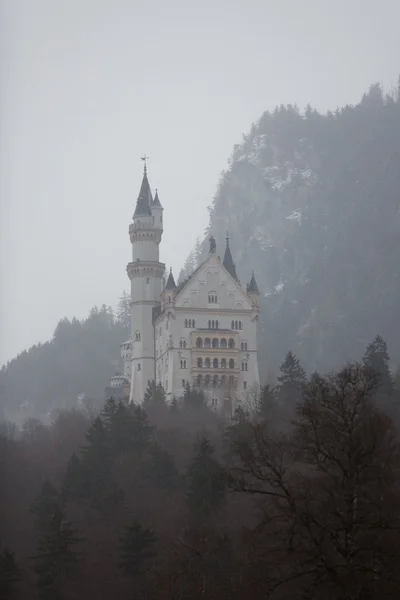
[205,357,211,368]
[221,358,226,369]
[208,320,211,328]
[196,337,203,347]
[212,320,215,328]
[184,319,188,327]
[197,374,202,386]
[228,338,235,349]
[241,361,244,371]
[197,357,203,368]
[135,331,141,341]
[212,397,218,406]
[239,321,242,330]
[229,358,235,369]
[220,338,227,348]
[180,340,183,348]
[193,319,196,327]
[213,358,219,368]
[204,338,211,348]
[212,375,218,387]
[182,379,185,387]
[208,294,211,303]
[216,320,219,328]
[243,381,247,389]
[231,320,234,329]
[205,374,210,386]
[212,338,218,348]
[235,320,238,329]
[241,342,244,351]
[220,375,226,385]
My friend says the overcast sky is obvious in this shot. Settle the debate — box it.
[1,0,399,366]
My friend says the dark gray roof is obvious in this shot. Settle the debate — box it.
[133,168,153,217]
[223,238,238,281]
[165,268,176,290]
[247,271,260,294]
[152,189,162,208]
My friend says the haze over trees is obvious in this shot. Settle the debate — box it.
[1,338,400,599]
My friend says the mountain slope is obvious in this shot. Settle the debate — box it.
[189,83,400,376]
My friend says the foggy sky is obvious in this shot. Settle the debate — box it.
[1,0,399,366]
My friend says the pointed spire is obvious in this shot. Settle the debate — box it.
[247,271,260,295]
[165,267,176,290]
[152,188,162,208]
[133,163,153,217]
[223,232,238,281]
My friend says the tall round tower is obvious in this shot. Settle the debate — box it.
[127,162,165,403]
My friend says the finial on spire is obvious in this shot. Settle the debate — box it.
[226,231,230,246]
[141,154,149,174]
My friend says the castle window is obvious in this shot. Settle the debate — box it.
[216,320,219,328]
[220,375,225,385]
[197,374,202,386]
[196,337,202,348]
[204,338,211,348]
[229,359,235,369]
[135,331,141,341]
[213,358,218,368]
[137,364,141,371]
[182,379,185,387]
[193,319,196,327]
[221,358,226,369]
[197,357,203,368]
[243,381,247,389]
[146,277,150,284]
[212,376,218,387]
[205,357,211,368]
[208,320,211,328]
[179,339,187,349]
[184,319,188,327]
[231,320,234,329]
[239,321,242,330]
[180,360,187,369]
[235,320,238,329]
[212,338,219,348]
[220,338,227,349]
[228,338,235,349]
[205,374,210,386]
[211,398,218,406]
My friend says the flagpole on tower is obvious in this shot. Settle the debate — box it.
[141,154,149,174]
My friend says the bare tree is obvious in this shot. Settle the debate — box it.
[228,363,400,599]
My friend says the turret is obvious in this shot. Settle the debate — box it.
[127,161,165,403]
[247,271,260,307]
[162,267,177,304]
[151,189,163,232]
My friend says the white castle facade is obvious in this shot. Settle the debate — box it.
[114,165,260,411]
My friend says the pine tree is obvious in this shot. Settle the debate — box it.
[183,384,207,410]
[61,453,84,501]
[169,396,179,413]
[31,480,61,531]
[363,335,393,396]
[116,290,131,331]
[0,549,21,599]
[186,437,225,520]
[257,384,277,419]
[33,507,81,600]
[143,381,167,410]
[119,521,156,578]
[80,417,123,510]
[127,404,153,455]
[277,351,306,405]
[147,443,180,490]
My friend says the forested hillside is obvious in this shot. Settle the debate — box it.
[181,81,400,376]
[2,353,400,599]
[0,298,130,421]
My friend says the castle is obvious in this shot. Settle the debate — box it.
[110,163,260,411]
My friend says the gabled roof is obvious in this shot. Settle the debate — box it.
[247,272,260,294]
[223,236,238,281]
[165,268,176,290]
[133,167,153,217]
